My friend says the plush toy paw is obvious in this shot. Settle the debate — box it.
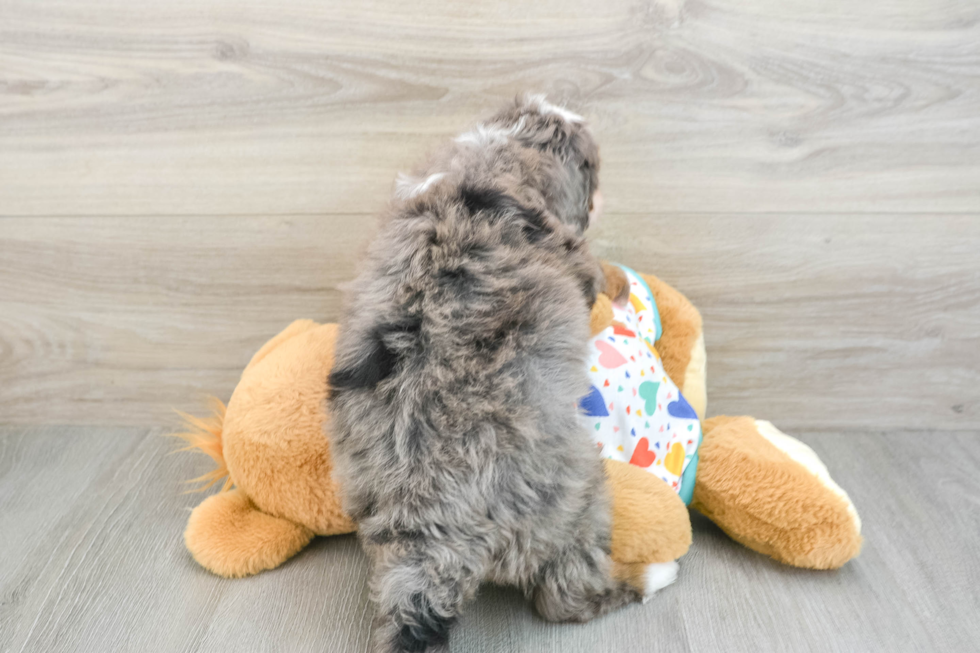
[184,488,315,578]
[604,459,692,564]
[613,560,679,603]
[692,416,862,569]
[641,561,679,602]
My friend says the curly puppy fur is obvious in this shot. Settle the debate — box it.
[328,96,640,653]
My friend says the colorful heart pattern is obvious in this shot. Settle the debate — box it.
[667,395,698,420]
[595,340,628,368]
[664,442,686,476]
[580,265,702,500]
[638,381,659,414]
[629,437,656,467]
[612,322,636,338]
[579,385,609,417]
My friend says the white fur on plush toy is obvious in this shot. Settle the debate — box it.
[641,561,680,603]
[754,420,861,533]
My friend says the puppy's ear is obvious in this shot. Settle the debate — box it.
[516,205,556,244]
[328,317,420,398]
[458,185,562,246]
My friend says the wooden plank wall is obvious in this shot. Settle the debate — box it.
[1,0,978,429]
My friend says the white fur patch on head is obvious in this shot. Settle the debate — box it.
[525,93,583,123]
[455,125,504,146]
[395,172,446,199]
[641,561,679,603]
[455,116,527,147]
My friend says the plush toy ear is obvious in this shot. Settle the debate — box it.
[587,260,631,336]
[600,262,630,305]
[692,416,862,570]
[244,319,319,372]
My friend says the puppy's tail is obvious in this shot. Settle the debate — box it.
[170,398,232,493]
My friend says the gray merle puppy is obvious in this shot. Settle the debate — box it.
[328,95,670,653]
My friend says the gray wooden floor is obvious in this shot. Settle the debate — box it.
[2,0,980,651]
[1,426,978,653]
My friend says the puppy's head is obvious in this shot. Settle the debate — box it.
[487,94,602,233]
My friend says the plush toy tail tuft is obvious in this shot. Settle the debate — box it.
[171,398,232,493]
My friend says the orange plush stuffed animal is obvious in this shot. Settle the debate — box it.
[177,271,861,579]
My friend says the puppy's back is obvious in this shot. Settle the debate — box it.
[329,175,594,434]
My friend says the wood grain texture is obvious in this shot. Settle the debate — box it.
[0,215,374,426]
[0,427,374,652]
[595,214,980,431]
[1,427,977,652]
[2,2,977,650]
[1,0,978,216]
[2,214,978,429]
[2,0,979,428]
